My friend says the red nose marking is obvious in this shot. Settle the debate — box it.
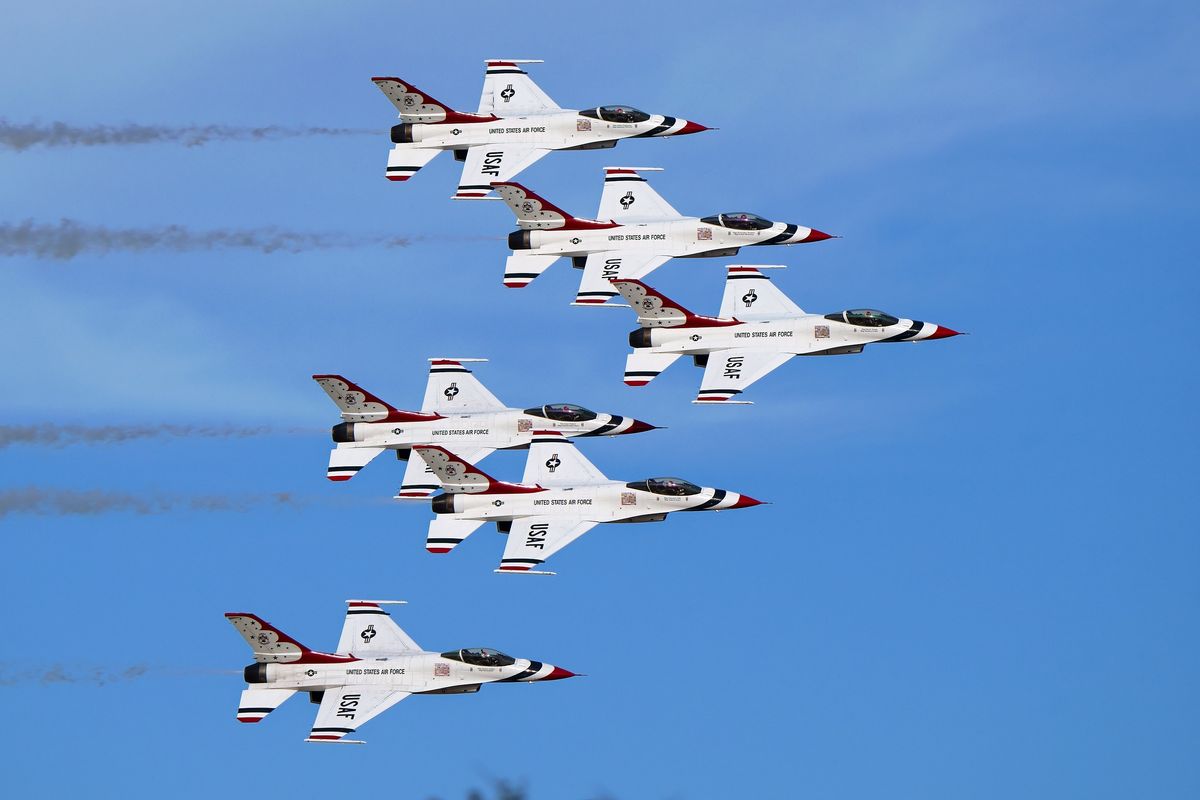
[623,419,658,434]
[798,229,834,243]
[731,494,764,508]
[542,667,577,681]
[677,121,709,135]
[925,325,961,339]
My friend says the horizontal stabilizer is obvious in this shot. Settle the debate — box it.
[327,446,385,482]
[624,352,682,386]
[385,146,441,182]
[426,517,487,554]
[503,254,561,288]
[237,688,296,723]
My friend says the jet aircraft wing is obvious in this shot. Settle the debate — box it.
[522,431,607,486]
[336,601,421,657]
[307,686,410,743]
[396,446,496,499]
[478,60,560,116]
[597,168,682,223]
[719,267,805,320]
[497,517,599,574]
[422,359,506,414]
[573,252,672,305]
[695,349,795,403]
[454,145,552,199]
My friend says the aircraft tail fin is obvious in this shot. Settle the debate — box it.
[371,76,491,124]
[492,182,618,232]
[612,279,737,329]
[413,446,542,495]
[312,375,439,423]
[236,688,297,724]
[225,613,349,665]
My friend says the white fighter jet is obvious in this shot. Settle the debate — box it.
[412,430,762,575]
[313,358,655,497]
[493,166,834,305]
[227,600,576,744]
[612,266,962,403]
[373,60,707,197]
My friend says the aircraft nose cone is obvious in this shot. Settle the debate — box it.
[798,228,835,243]
[541,666,577,681]
[677,120,709,135]
[925,325,961,340]
[730,494,765,509]
[623,419,658,435]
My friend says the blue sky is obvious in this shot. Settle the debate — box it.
[1,1,1197,797]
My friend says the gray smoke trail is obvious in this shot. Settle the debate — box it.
[0,219,412,260]
[0,663,151,687]
[0,487,304,519]
[0,424,315,449]
[0,120,376,150]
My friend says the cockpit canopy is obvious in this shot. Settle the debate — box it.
[699,212,774,231]
[824,309,901,328]
[579,105,652,124]
[626,476,704,496]
[440,648,516,667]
[524,403,598,423]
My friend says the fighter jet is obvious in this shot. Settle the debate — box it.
[494,166,834,306]
[612,266,961,403]
[412,430,762,575]
[373,60,707,197]
[227,599,576,744]
[313,358,655,497]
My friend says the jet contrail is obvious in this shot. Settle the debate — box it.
[0,663,241,686]
[0,487,304,519]
[0,663,151,687]
[0,219,413,260]
[0,424,315,449]
[0,120,376,150]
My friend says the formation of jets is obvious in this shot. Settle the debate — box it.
[229,59,963,743]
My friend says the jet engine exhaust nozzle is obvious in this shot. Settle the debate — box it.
[390,123,415,144]
[331,422,357,443]
[508,229,534,251]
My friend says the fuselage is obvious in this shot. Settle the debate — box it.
[632,313,955,357]
[509,216,824,260]
[243,650,568,695]
[434,480,755,524]
[392,109,698,153]
[333,407,646,453]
